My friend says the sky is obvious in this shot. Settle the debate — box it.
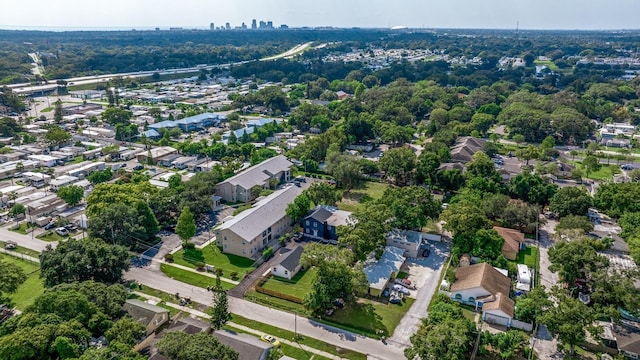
[1,0,639,30]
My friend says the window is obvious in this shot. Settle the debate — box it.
[262,230,267,237]
[284,270,288,275]
[468,296,476,303]
[313,222,317,227]
[454,293,462,300]
[273,267,277,272]
[224,236,227,241]
[305,220,310,225]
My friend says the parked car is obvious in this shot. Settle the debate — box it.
[133,164,144,171]
[44,222,56,230]
[392,284,411,295]
[621,164,633,170]
[55,227,69,236]
[389,290,403,304]
[333,298,345,308]
[382,288,390,298]
[260,334,281,347]
[402,278,412,285]
[394,279,416,290]
[4,241,17,250]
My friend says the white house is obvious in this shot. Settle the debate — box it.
[271,246,304,280]
[386,229,424,258]
[449,262,515,327]
[516,264,532,292]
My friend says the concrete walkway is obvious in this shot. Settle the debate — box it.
[162,302,349,360]
[161,261,239,285]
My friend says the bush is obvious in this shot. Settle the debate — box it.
[165,253,174,262]
[262,247,274,260]
[194,261,205,270]
[183,242,195,250]
[230,271,238,280]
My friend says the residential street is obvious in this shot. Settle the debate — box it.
[533,219,563,359]
[126,264,406,360]
[0,227,56,252]
[5,224,409,359]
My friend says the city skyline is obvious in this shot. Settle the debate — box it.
[1,0,640,31]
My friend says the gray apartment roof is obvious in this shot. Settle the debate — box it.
[217,184,306,241]
[276,246,304,272]
[326,209,353,227]
[220,155,292,190]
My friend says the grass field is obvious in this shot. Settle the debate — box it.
[575,163,621,181]
[160,263,235,290]
[328,298,415,337]
[337,181,390,212]
[10,222,36,235]
[516,246,539,269]
[261,268,317,299]
[37,231,66,242]
[1,254,44,310]
[172,245,255,277]
[230,314,367,360]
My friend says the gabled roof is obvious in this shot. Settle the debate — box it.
[304,207,333,223]
[450,136,485,163]
[482,292,515,318]
[217,184,306,241]
[364,246,406,291]
[614,321,640,355]
[494,226,524,254]
[450,262,511,296]
[213,330,272,360]
[219,155,292,190]
[276,246,304,272]
[123,299,168,327]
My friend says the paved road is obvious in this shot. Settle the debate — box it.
[390,241,449,345]
[0,227,56,252]
[533,219,563,359]
[126,263,405,360]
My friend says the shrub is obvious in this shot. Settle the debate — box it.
[165,253,174,262]
[194,261,205,270]
[183,242,195,250]
[230,271,238,280]
[262,247,274,260]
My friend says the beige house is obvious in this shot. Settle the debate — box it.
[493,226,525,261]
[135,146,178,164]
[123,299,169,335]
[216,184,306,258]
[216,155,292,203]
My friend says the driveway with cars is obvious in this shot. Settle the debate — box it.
[390,240,450,346]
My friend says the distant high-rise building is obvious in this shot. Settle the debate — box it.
[251,19,257,29]
[241,22,247,29]
[225,22,231,30]
[267,21,273,29]
[280,24,289,29]
[259,20,266,29]
[210,22,215,30]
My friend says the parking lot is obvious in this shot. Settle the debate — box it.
[390,240,450,343]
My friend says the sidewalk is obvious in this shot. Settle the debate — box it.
[159,261,239,285]
[162,302,348,360]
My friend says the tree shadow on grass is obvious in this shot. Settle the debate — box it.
[182,248,205,264]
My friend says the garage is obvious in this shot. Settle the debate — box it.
[481,293,514,327]
[483,311,511,327]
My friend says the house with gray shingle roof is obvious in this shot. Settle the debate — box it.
[123,299,170,335]
[271,246,304,279]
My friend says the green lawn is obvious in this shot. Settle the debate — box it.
[328,298,415,337]
[10,222,36,235]
[160,263,235,290]
[230,314,367,360]
[261,268,317,299]
[337,181,390,212]
[245,289,308,314]
[172,245,255,277]
[1,254,44,310]
[575,163,621,181]
[516,246,539,269]
[37,231,67,242]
